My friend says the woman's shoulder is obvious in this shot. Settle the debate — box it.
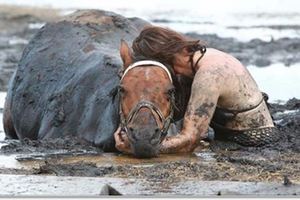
[205,48,237,61]
[200,48,245,72]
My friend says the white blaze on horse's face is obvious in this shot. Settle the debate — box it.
[119,60,175,158]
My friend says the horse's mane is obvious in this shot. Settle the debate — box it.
[132,55,192,121]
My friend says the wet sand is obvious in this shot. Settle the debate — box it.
[0,174,299,196]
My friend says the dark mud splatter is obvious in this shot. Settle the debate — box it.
[34,161,115,177]
[194,102,215,117]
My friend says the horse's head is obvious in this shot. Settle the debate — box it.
[118,40,176,158]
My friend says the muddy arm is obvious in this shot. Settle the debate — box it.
[160,70,220,153]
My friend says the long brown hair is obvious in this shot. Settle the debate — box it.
[132,26,205,66]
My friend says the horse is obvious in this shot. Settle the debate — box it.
[116,40,192,158]
[3,10,151,151]
[3,10,192,157]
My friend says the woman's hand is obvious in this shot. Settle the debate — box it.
[160,133,198,154]
[114,127,132,154]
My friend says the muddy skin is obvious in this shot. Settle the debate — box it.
[194,102,215,118]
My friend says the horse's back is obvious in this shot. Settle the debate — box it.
[4,10,149,151]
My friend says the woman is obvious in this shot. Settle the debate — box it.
[115,26,279,154]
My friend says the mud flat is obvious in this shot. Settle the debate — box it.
[0,174,299,196]
[0,147,299,196]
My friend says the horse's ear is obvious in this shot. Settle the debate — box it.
[120,39,133,70]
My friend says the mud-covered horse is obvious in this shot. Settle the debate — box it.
[3,10,191,154]
[114,40,191,157]
[3,10,152,151]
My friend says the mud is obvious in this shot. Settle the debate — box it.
[0,136,102,155]
[0,98,299,186]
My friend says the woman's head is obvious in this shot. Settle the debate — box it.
[132,26,205,69]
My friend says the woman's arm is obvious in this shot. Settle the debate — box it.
[160,69,221,153]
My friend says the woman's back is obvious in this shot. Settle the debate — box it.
[196,48,274,134]
[197,48,262,110]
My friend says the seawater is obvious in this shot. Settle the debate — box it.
[0,0,300,41]
[247,63,300,102]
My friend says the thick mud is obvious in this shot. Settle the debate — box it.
[0,99,299,185]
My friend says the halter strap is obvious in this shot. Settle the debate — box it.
[120,60,173,83]
[190,46,206,75]
[119,60,175,140]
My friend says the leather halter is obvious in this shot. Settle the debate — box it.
[120,60,173,83]
[119,60,175,139]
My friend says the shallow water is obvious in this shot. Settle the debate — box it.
[1,0,300,42]
[247,63,300,102]
[0,150,209,171]
[1,174,298,196]
[0,174,150,196]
